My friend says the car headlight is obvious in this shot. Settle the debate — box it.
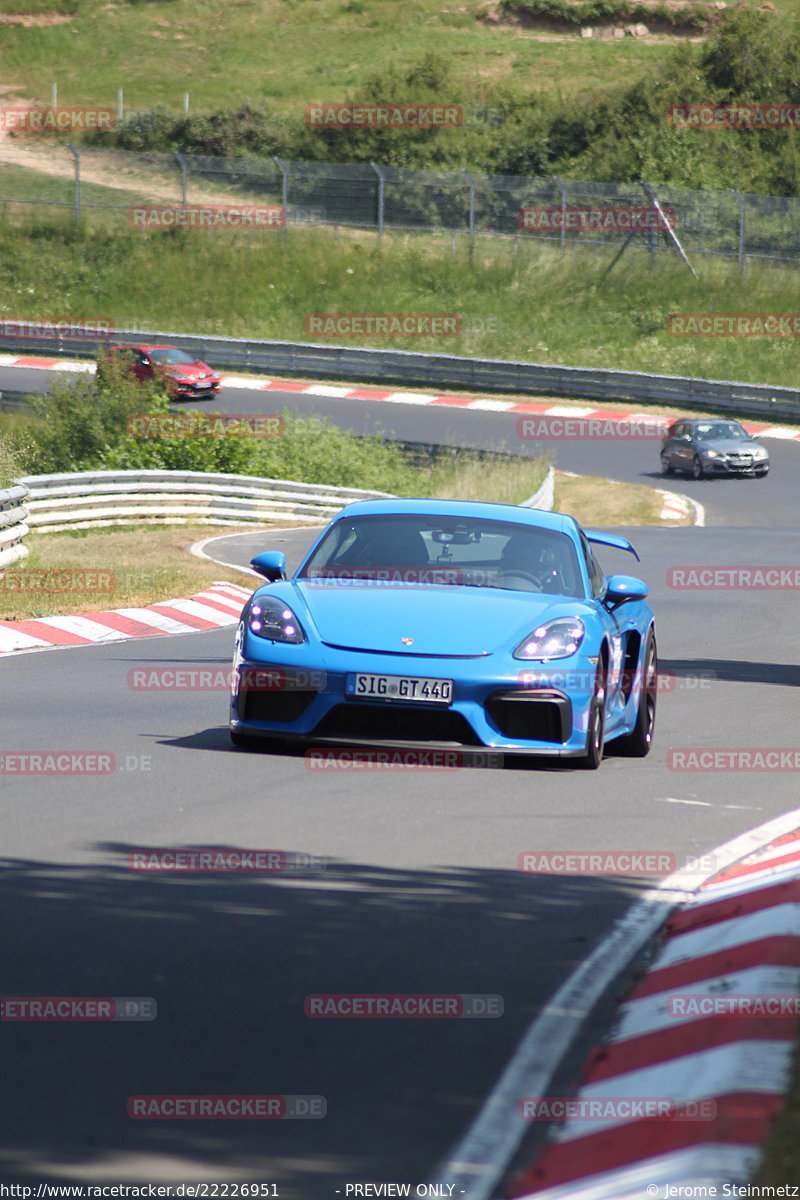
[702,449,719,458]
[247,597,305,644]
[754,446,769,459]
[514,617,585,661]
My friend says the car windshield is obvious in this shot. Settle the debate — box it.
[147,347,197,365]
[694,421,748,441]
[298,513,585,597]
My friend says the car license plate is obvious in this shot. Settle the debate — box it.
[196,381,212,388]
[347,673,453,704]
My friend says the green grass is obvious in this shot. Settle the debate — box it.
[0,0,675,115]
[0,218,798,392]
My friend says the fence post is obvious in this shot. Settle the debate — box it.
[732,189,746,271]
[51,82,57,109]
[641,179,697,279]
[274,156,289,242]
[462,168,476,259]
[66,143,80,221]
[183,92,189,116]
[371,162,385,242]
[174,151,187,207]
[552,175,567,255]
[117,88,124,124]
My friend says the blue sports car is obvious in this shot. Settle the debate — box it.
[229,499,657,768]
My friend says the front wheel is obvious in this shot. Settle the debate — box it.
[691,455,705,480]
[578,668,606,770]
[614,633,657,757]
[660,453,674,476]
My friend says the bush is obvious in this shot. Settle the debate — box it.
[18,359,169,475]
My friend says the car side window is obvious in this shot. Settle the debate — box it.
[579,533,606,599]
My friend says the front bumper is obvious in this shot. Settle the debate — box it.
[229,645,631,758]
[170,381,222,399]
[702,456,769,475]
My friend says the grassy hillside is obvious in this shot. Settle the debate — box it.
[0,0,676,110]
[0,218,798,389]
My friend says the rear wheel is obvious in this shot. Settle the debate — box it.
[578,667,606,770]
[691,455,705,480]
[614,633,657,757]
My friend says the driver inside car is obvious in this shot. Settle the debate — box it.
[498,533,569,593]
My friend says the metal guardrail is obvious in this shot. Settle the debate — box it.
[0,484,31,569]
[0,327,798,423]
[17,470,393,533]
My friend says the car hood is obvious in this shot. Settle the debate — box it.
[157,361,214,378]
[698,437,764,454]
[286,581,589,657]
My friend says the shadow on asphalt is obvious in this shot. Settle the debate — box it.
[662,656,800,688]
[0,851,647,1193]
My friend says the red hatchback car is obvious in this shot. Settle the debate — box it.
[101,343,222,400]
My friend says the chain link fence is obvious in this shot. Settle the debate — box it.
[2,144,800,264]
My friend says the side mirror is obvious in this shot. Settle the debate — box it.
[250,551,287,582]
[604,574,649,610]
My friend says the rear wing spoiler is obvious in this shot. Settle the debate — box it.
[585,531,640,563]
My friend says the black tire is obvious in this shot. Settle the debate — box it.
[691,455,705,481]
[578,667,606,770]
[614,633,657,758]
[660,453,674,476]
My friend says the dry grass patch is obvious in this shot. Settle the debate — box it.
[0,523,272,619]
[554,470,686,524]
[431,455,549,504]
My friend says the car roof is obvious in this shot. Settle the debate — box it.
[111,342,193,353]
[332,497,582,536]
[686,417,741,427]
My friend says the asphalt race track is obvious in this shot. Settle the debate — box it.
[1,366,799,1193]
